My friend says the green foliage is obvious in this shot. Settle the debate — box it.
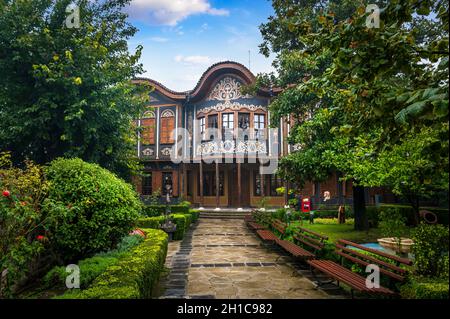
[0,0,151,178]
[400,276,449,299]
[379,208,408,244]
[44,158,141,262]
[57,229,168,299]
[189,210,200,223]
[411,223,449,277]
[142,204,190,217]
[136,212,193,240]
[0,154,48,297]
[367,205,449,226]
[259,0,449,212]
[43,234,143,290]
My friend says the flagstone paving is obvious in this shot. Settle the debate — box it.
[161,218,345,299]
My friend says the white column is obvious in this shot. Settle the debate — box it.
[156,107,160,159]
[193,105,197,159]
[175,106,179,160]
[268,107,272,157]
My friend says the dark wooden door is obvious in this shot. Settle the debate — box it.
[228,165,251,207]
[241,168,250,207]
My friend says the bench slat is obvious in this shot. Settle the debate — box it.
[293,231,325,248]
[248,222,266,230]
[336,250,405,282]
[277,240,315,258]
[338,239,412,266]
[294,235,323,252]
[298,227,329,240]
[256,230,278,242]
[336,244,408,275]
[308,260,395,295]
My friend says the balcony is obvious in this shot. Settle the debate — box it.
[197,140,267,156]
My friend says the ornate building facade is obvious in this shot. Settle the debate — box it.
[132,62,395,208]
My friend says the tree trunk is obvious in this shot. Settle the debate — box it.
[353,185,368,231]
[410,195,420,226]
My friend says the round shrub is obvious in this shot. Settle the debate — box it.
[45,158,141,262]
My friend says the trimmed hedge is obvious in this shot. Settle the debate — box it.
[56,229,168,299]
[137,213,194,240]
[43,235,144,290]
[142,204,190,217]
[189,210,200,223]
[400,277,449,299]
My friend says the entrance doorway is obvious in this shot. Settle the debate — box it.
[228,165,250,207]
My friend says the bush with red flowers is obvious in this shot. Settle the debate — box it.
[0,152,50,297]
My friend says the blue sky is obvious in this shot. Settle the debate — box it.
[125,0,276,91]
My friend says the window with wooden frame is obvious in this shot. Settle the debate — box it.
[254,114,266,139]
[160,109,175,144]
[199,117,206,141]
[198,171,224,196]
[269,175,283,197]
[254,173,268,197]
[141,111,156,145]
[222,113,234,141]
[142,173,152,196]
[238,113,250,141]
[207,114,218,140]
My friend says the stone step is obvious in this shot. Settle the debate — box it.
[199,212,248,219]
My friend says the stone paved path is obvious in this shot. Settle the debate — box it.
[161,218,345,299]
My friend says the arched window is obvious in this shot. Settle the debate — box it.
[141,111,156,145]
[160,109,175,144]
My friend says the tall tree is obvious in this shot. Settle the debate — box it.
[0,0,150,179]
[256,0,449,229]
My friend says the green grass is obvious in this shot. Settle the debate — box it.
[290,221,383,244]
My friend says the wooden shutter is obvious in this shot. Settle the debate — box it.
[160,116,175,144]
[141,118,155,145]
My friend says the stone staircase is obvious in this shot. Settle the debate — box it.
[198,208,276,219]
[198,208,252,219]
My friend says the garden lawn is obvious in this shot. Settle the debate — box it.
[290,221,384,244]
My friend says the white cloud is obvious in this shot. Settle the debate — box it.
[150,37,169,42]
[127,0,229,26]
[174,55,213,65]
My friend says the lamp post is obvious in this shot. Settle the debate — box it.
[161,180,176,241]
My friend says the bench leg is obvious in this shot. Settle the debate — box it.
[309,265,335,287]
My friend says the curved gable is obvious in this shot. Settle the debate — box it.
[133,61,274,102]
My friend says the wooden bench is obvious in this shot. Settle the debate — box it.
[244,214,253,223]
[277,226,328,261]
[308,239,412,298]
[256,229,279,243]
[271,219,288,239]
[248,221,266,231]
[246,210,271,232]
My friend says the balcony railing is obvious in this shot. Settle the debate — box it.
[197,140,267,156]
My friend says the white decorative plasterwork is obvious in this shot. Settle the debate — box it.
[161,148,172,156]
[142,148,154,156]
[161,109,175,118]
[143,111,156,119]
[197,140,267,155]
[197,102,266,115]
[208,77,251,102]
